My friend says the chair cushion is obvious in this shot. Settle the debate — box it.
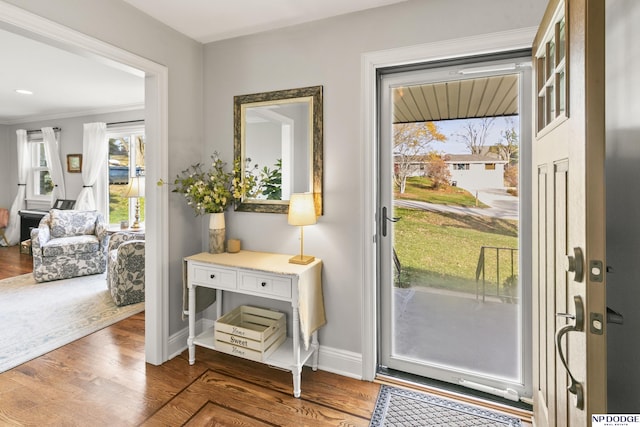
[42,235,100,257]
[49,209,98,238]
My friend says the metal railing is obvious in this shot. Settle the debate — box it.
[475,246,518,302]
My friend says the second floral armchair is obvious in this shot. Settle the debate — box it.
[107,231,145,306]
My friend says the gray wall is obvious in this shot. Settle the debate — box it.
[203,0,546,355]
[605,0,640,413]
[2,110,143,210]
[0,124,9,208]
[4,0,204,337]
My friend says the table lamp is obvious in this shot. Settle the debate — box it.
[288,193,316,265]
[125,176,145,229]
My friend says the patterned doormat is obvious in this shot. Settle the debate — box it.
[370,385,522,427]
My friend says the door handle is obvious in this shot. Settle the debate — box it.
[381,207,400,237]
[555,295,584,410]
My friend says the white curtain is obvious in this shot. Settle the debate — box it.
[3,130,29,245]
[42,127,66,205]
[75,122,107,213]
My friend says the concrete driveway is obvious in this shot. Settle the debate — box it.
[395,187,518,220]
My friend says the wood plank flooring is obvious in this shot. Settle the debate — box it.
[0,245,33,279]
[0,250,380,425]
[0,312,380,426]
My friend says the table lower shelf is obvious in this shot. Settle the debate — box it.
[193,326,316,371]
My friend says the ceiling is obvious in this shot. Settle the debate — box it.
[0,28,144,125]
[0,0,407,125]
[392,74,519,124]
[121,0,408,43]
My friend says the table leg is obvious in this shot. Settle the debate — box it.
[292,366,301,398]
[188,284,196,365]
[311,331,320,371]
[292,305,301,397]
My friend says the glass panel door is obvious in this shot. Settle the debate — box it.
[378,57,532,399]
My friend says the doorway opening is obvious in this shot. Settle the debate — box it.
[377,53,533,406]
[0,2,169,365]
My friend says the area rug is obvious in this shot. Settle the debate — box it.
[370,385,522,427]
[0,273,144,373]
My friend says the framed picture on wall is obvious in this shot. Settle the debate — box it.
[67,154,82,173]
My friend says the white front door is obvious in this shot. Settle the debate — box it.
[531,0,607,425]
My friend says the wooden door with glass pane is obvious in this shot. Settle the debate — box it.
[532,0,606,426]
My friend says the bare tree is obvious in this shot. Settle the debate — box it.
[495,117,519,167]
[393,122,445,193]
[455,117,496,155]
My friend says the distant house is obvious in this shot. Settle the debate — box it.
[444,154,507,189]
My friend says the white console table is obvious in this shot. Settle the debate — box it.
[184,250,325,398]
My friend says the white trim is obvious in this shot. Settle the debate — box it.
[0,1,170,365]
[360,27,537,382]
[0,103,145,126]
[316,346,363,380]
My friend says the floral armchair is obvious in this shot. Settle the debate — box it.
[31,209,108,283]
[107,231,145,306]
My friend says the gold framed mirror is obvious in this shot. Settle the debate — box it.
[234,85,323,214]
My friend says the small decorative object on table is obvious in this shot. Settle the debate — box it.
[158,152,250,254]
[287,193,317,265]
[227,239,241,253]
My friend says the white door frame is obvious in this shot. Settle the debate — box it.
[0,1,169,365]
[360,27,537,381]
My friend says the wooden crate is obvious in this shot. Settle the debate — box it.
[214,305,286,362]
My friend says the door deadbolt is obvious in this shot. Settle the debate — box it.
[565,247,584,282]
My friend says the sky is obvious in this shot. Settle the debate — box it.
[428,116,520,155]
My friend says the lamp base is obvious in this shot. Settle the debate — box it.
[289,254,315,265]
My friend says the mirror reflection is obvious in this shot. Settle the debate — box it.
[234,86,323,214]
[243,98,311,201]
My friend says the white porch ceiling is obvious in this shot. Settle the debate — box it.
[393,74,519,124]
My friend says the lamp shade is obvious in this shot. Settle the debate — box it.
[288,193,316,226]
[125,176,145,198]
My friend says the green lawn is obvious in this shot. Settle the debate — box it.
[395,176,488,208]
[393,201,518,296]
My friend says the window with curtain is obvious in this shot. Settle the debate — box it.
[27,137,53,201]
[107,126,145,225]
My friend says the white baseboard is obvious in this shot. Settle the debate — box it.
[168,318,214,359]
[316,345,363,380]
[168,323,365,381]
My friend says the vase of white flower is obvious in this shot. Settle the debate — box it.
[158,152,248,254]
[208,212,225,254]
